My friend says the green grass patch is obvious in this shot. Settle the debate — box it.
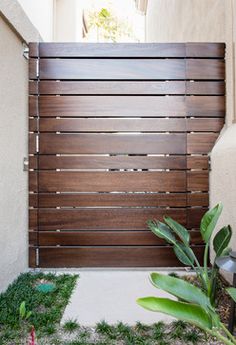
[0,272,78,343]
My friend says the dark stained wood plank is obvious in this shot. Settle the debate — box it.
[40,133,186,154]
[29,231,37,246]
[39,81,186,95]
[29,194,38,207]
[39,43,186,58]
[38,230,203,246]
[29,134,36,154]
[29,119,38,132]
[187,96,225,117]
[40,59,186,80]
[29,81,38,95]
[186,81,225,95]
[186,43,225,58]
[29,96,38,116]
[187,193,209,207]
[38,208,186,230]
[37,192,187,208]
[186,60,225,80]
[29,42,39,58]
[38,246,205,267]
[29,156,38,169]
[187,171,209,192]
[29,209,37,229]
[39,118,186,132]
[29,59,38,80]
[29,172,37,191]
[187,133,219,154]
[187,118,224,132]
[38,171,186,192]
[187,208,207,229]
[187,156,209,170]
[38,96,225,118]
[29,247,37,267]
[38,155,186,170]
[39,96,186,117]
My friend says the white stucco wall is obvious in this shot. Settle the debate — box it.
[145,0,236,260]
[0,2,40,292]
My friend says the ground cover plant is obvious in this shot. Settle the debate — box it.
[0,271,231,344]
[0,272,78,344]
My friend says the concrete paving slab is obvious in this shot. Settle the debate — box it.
[61,270,191,326]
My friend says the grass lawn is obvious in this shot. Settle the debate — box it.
[0,272,224,344]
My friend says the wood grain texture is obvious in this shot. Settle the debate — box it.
[38,81,225,95]
[38,96,186,117]
[40,133,186,154]
[187,133,219,154]
[29,43,39,58]
[38,96,225,118]
[187,172,209,192]
[39,118,186,132]
[38,155,186,170]
[38,208,186,230]
[38,171,186,192]
[187,156,209,170]
[186,60,225,80]
[186,43,225,58]
[40,59,186,80]
[39,43,186,58]
[38,246,205,267]
[37,230,203,246]
[36,192,187,208]
[29,59,38,80]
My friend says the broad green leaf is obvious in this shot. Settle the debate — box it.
[147,220,176,245]
[200,203,223,243]
[137,297,212,330]
[164,216,190,245]
[226,288,236,303]
[19,301,26,318]
[213,225,232,258]
[150,273,210,308]
[173,242,195,267]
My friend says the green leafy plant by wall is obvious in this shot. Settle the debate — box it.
[147,203,232,304]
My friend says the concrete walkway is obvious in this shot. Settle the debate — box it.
[61,269,190,326]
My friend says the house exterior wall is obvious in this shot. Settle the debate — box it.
[17,0,54,41]
[0,2,40,292]
[145,0,236,261]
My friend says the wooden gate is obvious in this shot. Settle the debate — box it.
[29,43,225,268]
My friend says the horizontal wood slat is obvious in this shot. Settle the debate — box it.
[29,59,38,79]
[40,59,186,80]
[38,155,186,170]
[37,171,186,192]
[186,59,224,80]
[187,172,209,191]
[37,96,225,118]
[39,118,186,132]
[39,43,224,58]
[38,208,186,230]
[32,193,187,208]
[40,133,186,154]
[36,230,203,246]
[187,133,219,154]
[37,81,225,95]
[38,246,205,267]
[38,118,224,133]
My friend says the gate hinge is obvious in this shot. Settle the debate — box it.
[23,43,29,60]
[36,247,39,266]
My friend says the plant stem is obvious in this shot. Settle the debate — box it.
[203,243,210,289]
[208,329,236,345]
[220,323,236,344]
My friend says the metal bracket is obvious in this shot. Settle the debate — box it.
[23,157,29,171]
[36,248,39,266]
[23,43,29,60]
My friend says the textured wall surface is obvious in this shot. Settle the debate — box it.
[146,0,225,42]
